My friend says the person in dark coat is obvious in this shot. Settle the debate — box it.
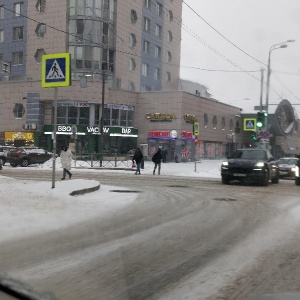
[162,149,167,163]
[152,148,163,175]
[132,148,144,175]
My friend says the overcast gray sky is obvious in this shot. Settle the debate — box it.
[180,0,300,108]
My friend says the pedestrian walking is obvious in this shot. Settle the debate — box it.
[152,148,163,175]
[132,148,144,175]
[60,145,73,180]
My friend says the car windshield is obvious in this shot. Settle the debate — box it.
[231,150,267,160]
[277,158,298,165]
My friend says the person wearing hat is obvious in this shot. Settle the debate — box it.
[60,145,73,180]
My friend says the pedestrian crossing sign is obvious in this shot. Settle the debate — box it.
[41,53,71,87]
[244,118,256,131]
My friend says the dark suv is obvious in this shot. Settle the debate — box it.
[7,147,53,167]
[0,146,15,166]
[221,148,280,186]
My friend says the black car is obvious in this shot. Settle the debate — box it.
[7,147,53,167]
[221,148,279,186]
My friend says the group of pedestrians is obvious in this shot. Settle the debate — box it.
[132,147,163,175]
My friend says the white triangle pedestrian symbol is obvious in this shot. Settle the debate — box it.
[246,121,254,128]
[46,59,65,80]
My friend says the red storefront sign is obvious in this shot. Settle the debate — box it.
[182,131,194,139]
[148,130,170,138]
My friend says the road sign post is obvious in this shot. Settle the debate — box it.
[42,53,71,188]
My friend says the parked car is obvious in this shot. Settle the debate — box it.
[7,147,53,167]
[277,157,298,179]
[221,148,280,186]
[0,146,16,166]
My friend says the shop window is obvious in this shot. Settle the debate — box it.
[34,49,46,63]
[36,0,46,13]
[13,103,25,118]
[212,116,217,129]
[35,23,46,38]
[79,107,89,125]
[131,9,137,24]
[204,113,208,128]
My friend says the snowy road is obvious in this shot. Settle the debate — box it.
[1,168,300,299]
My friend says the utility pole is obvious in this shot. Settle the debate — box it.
[259,68,264,112]
[99,70,105,167]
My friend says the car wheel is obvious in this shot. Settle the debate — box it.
[260,171,269,186]
[21,159,29,167]
[222,176,230,185]
[10,163,18,167]
[271,171,280,184]
[295,177,300,186]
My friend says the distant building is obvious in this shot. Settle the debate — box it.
[179,79,211,98]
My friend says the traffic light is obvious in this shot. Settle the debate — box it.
[251,131,258,141]
[256,112,266,129]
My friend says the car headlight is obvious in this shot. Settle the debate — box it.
[295,166,300,176]
[222,161,229,166]
[255,162,264,167]
[291,167,296,172]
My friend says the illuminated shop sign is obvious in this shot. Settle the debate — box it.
[182,131,194,140]
[146,113,176,122]
[184,114,198,123]
[148,130,178,140]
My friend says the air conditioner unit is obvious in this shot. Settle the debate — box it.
[31,123,37,130]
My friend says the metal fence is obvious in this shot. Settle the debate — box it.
[72,153,132,168]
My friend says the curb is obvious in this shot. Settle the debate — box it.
[69,182,100,196]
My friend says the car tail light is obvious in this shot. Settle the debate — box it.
[12,151,22,156]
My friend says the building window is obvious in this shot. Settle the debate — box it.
[36,0,46,13]
[222,117,226,130]
[144,17,150,32]
[0,30,3,43]
[168,31,173,43]
[166,71,171,82]
[142,63,149,76]
[212,116,217,129]
[143,40,150,53]
[13,27,23,41]
[204,113,208,128]
[129,33,136,48]
[13,103,25,118]
[57,106,89,125]
[156,2,163,16]
[131,9,137,24]
[169,10,173,22]
[154,68,161,80]
[154,46,161,59]
[14,3,23,17]
[129,58,136,71]
[167,51,172,63]
[229,119,233,130]
[12,52,23,65]
[34,49,46,63]
[0,6,4,19]
[155,24,162,37]
[144,0,151,8]
[128,81,135,91]
[35,23,46,38]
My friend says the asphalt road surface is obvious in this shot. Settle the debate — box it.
[1,169,300,300]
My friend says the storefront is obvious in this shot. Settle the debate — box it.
[43,125,138,154]
[3,131,35,147]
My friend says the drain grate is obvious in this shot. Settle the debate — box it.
[214,197,237,202]
[110,190,141,193]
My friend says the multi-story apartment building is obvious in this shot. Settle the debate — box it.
[0,0,299,160]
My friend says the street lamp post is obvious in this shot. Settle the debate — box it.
[265,40,295,132]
